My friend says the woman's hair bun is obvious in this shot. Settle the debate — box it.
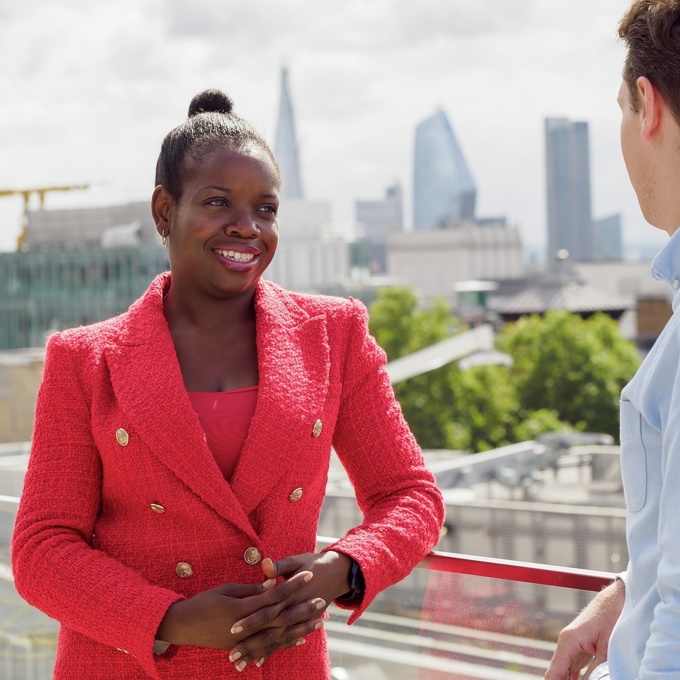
[188,89,234,117]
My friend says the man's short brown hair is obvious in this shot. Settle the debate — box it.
[619,0,680,125]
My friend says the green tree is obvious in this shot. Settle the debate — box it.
[497,311,640,439]
[368,289,638,452]
[447,364,518,452]
[369,287,460,449]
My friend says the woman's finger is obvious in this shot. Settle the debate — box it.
[231,594,324,637]
[229,618,324,671]
[230,571,314,635]
[262,555,306,579]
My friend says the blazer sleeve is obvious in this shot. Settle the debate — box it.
[325,297,445,623]
[11,332,183,680]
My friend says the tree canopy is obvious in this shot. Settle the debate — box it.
[368,287,640,452]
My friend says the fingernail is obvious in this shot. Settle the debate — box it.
[229,651,242,662]
[262,578,276,588]
[230,625,243,635]
[313,598,326,610]
[296,638,306,646]
[235,660,246,672]
[256,657,265,667]
[314,621,324,630]
[303,572,313,582]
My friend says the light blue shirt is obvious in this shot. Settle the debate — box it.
[609,228,680,679]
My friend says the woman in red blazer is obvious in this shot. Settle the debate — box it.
[11,89,445,679]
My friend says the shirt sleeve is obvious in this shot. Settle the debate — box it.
[323,297,445,623]
[11,332,183,680]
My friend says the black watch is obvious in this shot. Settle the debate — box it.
[338,559,365,602]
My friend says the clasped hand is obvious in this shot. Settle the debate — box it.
[156,550,352,673]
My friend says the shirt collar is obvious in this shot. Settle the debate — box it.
[651,228,680,310]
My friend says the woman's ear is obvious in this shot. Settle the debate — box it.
[151,185,174,239]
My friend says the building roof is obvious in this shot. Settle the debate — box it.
[490,280,632,317]
[489,252,632,319]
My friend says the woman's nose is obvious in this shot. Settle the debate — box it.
[226,211,259,238]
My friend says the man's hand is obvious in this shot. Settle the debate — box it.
[545,579,625,680]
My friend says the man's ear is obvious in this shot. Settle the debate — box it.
[637,76,664,140]
[151,185,174,238]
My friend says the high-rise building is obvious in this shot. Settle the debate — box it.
[545,118,593,263]
[594,213,624,262]
[355,183,403,273]
[274,67,304,199]
[413,109,476,231]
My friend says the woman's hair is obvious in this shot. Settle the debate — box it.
[155,89,280,200]
[618,0,680,125]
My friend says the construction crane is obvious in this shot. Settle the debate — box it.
[0,183,90,250]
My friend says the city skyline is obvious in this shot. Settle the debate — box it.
[0,0,668,259]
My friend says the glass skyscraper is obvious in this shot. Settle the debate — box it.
[413,109,476,230]
[545,118,593,262]
[274,67,304,200]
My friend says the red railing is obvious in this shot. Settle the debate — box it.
[317,536,615,592]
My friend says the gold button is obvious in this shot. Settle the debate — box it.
[312,419,323,437]
[289,487,303,502]
[244,547,262,565]
[175,562,193,578]
[115,428,129,446]
[150,503,165,514]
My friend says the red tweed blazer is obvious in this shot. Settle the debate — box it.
[12,273,444,680]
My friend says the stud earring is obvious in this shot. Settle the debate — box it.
[161,230,168,246]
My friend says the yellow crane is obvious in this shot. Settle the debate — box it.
[0,183,90,250]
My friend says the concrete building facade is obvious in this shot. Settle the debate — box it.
[25,201,158,251]
[387,222,524,302]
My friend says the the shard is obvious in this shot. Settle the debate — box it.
[274,67,304,199]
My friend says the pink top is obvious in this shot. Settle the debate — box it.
[188,386,258,480]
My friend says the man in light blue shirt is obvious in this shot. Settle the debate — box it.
[545,1,680,679]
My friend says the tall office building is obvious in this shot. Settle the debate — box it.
[413,109,476,230]
[355,183,403,273]
[274,67,304,199]
[545,118,593,263]
[593,213,624,262]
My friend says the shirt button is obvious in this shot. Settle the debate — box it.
[244,547,262,565]
[312,419,323,437]
[150,503,165,514]
[115,428,129,446]
[289,487,303,502]
[175,562,194,578]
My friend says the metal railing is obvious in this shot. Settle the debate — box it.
[317,535,615,591]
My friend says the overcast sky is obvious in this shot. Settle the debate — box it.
[0,0,668,258]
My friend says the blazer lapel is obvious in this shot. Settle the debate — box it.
[230,281,330,516]
[105,274,258,542]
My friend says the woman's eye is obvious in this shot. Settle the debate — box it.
[258,205,277,215]
[206,198,228,206]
